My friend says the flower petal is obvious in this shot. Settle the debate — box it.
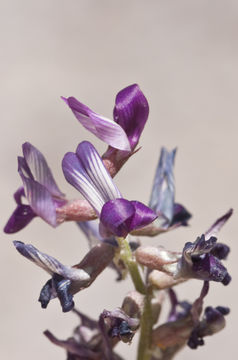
[62,141,121,214]
[205,208,233,239]
[149,148,176,225]
[129,201,158,231]
[4,204,36,233]
[170,203,192,226]
[18,157,57,226]
[100,199,157,238]
[13,241,90,282]
[113,84,149,150]
[22,142,64,198]
[100,199,136,238]
[62,96,131,151]
[176,235,231,285]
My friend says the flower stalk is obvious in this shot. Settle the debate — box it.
[137,287,154,360]
[117,236,146,294]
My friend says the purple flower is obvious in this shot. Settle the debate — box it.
[63,85,149,179]
[13,240,115,312]
[4,142,66,233]
[136,210,232,286]
[62,141,157,238]
[175,234,231,285]
[62,84,148,152]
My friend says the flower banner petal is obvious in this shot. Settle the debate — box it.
[113,84,149,150]
[62,142,121,214]
[62,96,131,151]
[18,157,57,226]
[13,241,90,282]
[22,142,64,198]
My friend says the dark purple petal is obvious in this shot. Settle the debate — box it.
[14,186,25,205]
[22,142,64,198]
[205,209,233,239]
[4,204,36,233]
[171,203,192,226]
[100,199,157,238]
[129,201,158,231]
[178,236,231,285]
[52,274,74,312]
[100,199,135,238]
[113,84,149,150]
[210,243,230,260]
[39,279,53,309]
[62,96,131,151]
[191,253,229,283]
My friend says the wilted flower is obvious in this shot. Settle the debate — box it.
[187,305,230,349]
[151,281,229,358]
[4,142,66,233]
[45,309,124,360]
[62,141,157,238]
[175,234,231,285]
[13,240,115,312]
[44,292,143,360]
[136,209,232,286]
[132,147,191,237]
[99,308,139,344]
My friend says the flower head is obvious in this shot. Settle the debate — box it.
[4,142,66,233]
[62,141,157,238]
[62,84,148,152]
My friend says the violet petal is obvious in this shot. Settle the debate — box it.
[100,199,157,238]
[100,199,136,238]
[22,142,64,198]
[113,84,149,150]
[129,201,157,231]
[62,141,121,214]
[171,203,192,226]
[205,208,233,239]
[62,96,131,151]
[4,204,36,233]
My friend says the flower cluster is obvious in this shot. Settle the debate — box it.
[5,85,232,360]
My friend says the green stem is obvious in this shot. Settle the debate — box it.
[137,288,153,360]
[117,237,146,294]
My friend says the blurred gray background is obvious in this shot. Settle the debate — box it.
[1,0,237,359]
